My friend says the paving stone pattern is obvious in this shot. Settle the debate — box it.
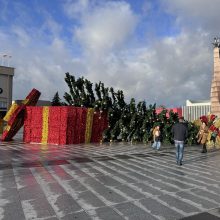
[0,139,220,220]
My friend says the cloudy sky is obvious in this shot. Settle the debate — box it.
[0,0,219,107]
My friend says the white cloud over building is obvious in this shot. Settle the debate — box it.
[0,0,218,106]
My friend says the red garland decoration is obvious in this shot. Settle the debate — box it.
[209,125,216,132]
[210,114,216,121]
[79,107,87,143]
[199,114,220,139]
[67,107,77,144]
[48,107,61,145]
[23,107,43,143]
[2,88,41,141]
[200,115,208,124]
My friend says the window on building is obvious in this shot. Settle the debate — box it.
[0,101,7,109]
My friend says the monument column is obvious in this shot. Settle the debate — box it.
[210,38,220,116]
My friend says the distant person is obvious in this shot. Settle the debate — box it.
[197,121,208,153]
[171,117,188,166]
[152,125,161,150]
[210,128,218,148]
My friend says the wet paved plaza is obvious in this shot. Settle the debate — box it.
[0,138,220,220]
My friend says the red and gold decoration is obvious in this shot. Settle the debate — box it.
[3,103,19,122]
[41,106,49,144]
[194,114,220,148]
[91,110,108,143]
[1,88,41,141]
[85,108,94,143]
[23,106,108,145]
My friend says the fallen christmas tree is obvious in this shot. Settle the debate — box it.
[52,73,199,145]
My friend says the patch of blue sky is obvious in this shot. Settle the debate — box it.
[0,0,76,49]
[0,0,180,56]
[127,0,180,42]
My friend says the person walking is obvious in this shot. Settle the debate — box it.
[171,117,188,166]
[197,121,208,153]
[210,128,218,148]
[152,125,161,150]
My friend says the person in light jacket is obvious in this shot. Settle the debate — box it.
[197,121,208,153]
[152,125,161,150]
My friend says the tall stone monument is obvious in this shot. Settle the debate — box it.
[210,37,220,116]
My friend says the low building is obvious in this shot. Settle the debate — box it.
[0,66,14,118]
[182,99,211,121]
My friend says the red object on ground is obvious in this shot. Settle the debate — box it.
[23,106,108,145]
[1,88,41,141]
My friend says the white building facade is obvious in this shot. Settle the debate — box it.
[0,66,14,117]
[182,100,211,121]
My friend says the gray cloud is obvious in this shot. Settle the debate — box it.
[161,0,220,34]
[64,0,90,18]
[64,0,214,106]
[73,1,138,56]
[81,31,212,107]
[0,0,217,107]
